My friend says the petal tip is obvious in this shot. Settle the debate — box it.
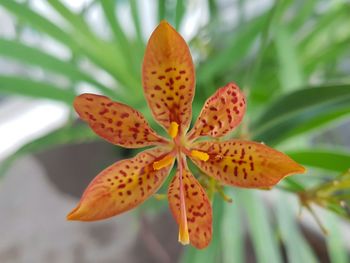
[66,205,82,221]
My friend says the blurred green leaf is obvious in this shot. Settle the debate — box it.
[1,1,76,49]
[298,4,349,53]
[274,27,303,91]
[2,0,140,97]
[236,190,282,263]
[46,0,139,90]
[197,13,269,86]
[325,212,349,263]
[304,37,350,75]
[157,0,166,22]
[284,106,350,140]
[276,192,318,263]
[175,0,185,30]
[47,0,93,36]
[100,0,135,72]
[222,189,244,263]
[289,0,317,31]
[252,84,350,144]
[0,76,75,103]
[0,39,115,97]
[287,149,350,173]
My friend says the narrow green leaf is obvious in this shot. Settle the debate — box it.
[325,212,349,263]
[289,0,317,31]
[100,0,134,69]
[157,0,166,22]
[1,1,76,49]
[298,4,349,52]
[207,0,218,20]
[304,37,350,75]
[235,190,282,263]
[0,39,114,97]
[274,27,303,91]
[129,0,143,44]
[197,13,269,86]
[286,149,350,173]
[175,0,185,30]
[2,1,140,95]
[276,192,318,263]
[0,76,75,103]
[222,189,244,263]
[47,0,93,36]
[255,96,350,144]
[252,84,350,143]
[243,0,292,90]
[284,106,350,140]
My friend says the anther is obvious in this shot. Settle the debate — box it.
[168,121,179,139]
[153,155,174,170]
[191,150,209,161]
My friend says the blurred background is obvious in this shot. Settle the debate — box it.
[0,0,350,262]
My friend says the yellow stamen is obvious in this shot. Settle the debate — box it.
[178,221,190,245]
[153,155,174,170]
[168,121,179,138]
[191,150,209,161]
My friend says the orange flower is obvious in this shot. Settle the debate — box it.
[67,21,305,249]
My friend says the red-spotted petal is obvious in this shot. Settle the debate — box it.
[187,83,246,140]
[168,163,212,249]
[142,20,195,134]
[74,94,167,148]
[67,148,174,221]
[189,140,305,188]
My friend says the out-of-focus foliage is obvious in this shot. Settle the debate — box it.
[0,0,350,262]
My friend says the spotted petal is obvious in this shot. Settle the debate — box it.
[74,94,167,148]
[67,148,174,221]
[189,140,305,188]
[142,20,195,134]
[188,83,246,140]
[168,164,212,249]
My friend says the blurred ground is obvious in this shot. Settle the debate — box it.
[0,156,137,263]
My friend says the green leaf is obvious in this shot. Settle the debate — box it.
[196,13,269,86]
[1,1,75,49]
[298,4,349,53]
[129,0,143,43]
[252,84,350,144]
[325,212,349,263]
[222,189,244,263]
[274,27,303,91]
[157,0,166,22]
[284,106,350,139]
[286,149,350,173]
[45,0,136,85]
[207,0,218,20]
[0,39,114,97]
[304,37,350,75]
[235,190,282,263]
[2,1,140,96]
[0,124,97,178]
[289,0,317,31]
[100,0,134,71]
[175,0,185,30]
[0,76,75,103]
[276,192,318,263]
[47,0,93,36]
